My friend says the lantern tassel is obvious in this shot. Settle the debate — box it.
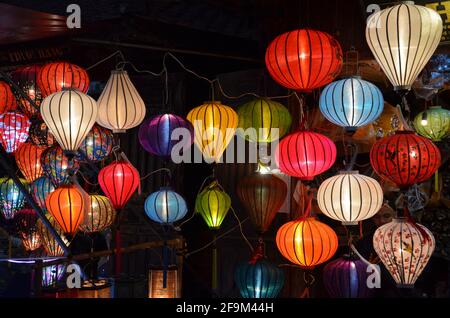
[212,233,218,294]
[434,170,439,195]
[403,207,431,243]
[115,228,122,276]
[248,239,264,265]
[163,241,168,289]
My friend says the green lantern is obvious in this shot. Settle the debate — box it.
[414,106,450,142]
[0,178,28,219]
[237,98,292,143]
[195,181,231,229]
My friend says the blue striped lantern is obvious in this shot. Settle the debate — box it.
[144,187,188,224]
[319,77,384,131]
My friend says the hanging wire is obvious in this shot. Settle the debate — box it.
[140,168,172,181]
[230,206,254,252]
[78,170,99,186]
[85,50,126,71]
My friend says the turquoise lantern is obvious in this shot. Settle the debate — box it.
[0,178,28,219]
[30,176,55,211]
[144,187,188,224]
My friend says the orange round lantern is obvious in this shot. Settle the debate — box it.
[15,142,46,182]
[0,81,17,114]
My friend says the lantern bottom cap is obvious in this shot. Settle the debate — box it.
[112,129,126,133]
[344,127,358,133]
[299,176,314,181]
[341,221,358,226]
[396,283,414,289]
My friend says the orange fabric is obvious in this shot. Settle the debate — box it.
[0,81,17,114]
[15,142,46,182]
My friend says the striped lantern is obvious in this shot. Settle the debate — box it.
[265,29,343,91]
[97,70,146,133]
[37,215,69,256]
[30,176,55,211]
[195,181,231,230]
[366,2,442,91]
[76,124,114,162]
[80,194,116,233]
[144,188,188,224]
[11,65,42,117]
[0,112,31,153]
[319,77,384,131]
[0,178,28,220]
[317,171,384,225]
[413,106,450,142]
[0,81,17,114]
[15,142,46,182]
[41,146,80,186]
[29,116,55,147]
[40,88,98,154]
[14,208,42,251]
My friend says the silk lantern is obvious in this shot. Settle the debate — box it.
[40,88,98,154]
[372,102,403,138]
[80,194,116,233]
[0,178,27,219]
[187,101,238,163]
[97,70,146,133]
[139,114,194,158]
[370,131,441,188]
[413,106,450,142]
[29,116,55,147]
[41,146,80,186]
[37,215,69,256]
[0,112,31,153]
[236,173,287,234]
[76,124,114,162]
[11,65,42,117]
[275,130,336,180]
[195,181,231,229]
[317,171,383,225]
[30,176,55,211]
[98,160,140,210]
[265,29,343,91]
[144,188,188,224]
[237,98,292,143]
[0,81,16,114]
[319,77,384,131]
[37,61,90,97]
[276,217,338,268]
[42,263,67,288]
[14,208,42,251]
[373,218,435,287]
[15,142,46,182]
[366,2,443,91]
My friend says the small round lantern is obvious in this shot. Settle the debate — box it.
[14,208,42,251]
[0,81,17,114]
[0,178,28,219]
[0,112,31,153]
[76,124,114,162]
[37,215,69,256]
[413,106,450,142]
[29,116,55,147]
[15,142,46,182]
[80,194,116,233]
[11,65,42,117]
[144,188,188,224]
[41,145,80,186]
[30,176,55,211]
[195,181,231,230]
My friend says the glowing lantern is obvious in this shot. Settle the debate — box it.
[0,81,17,114]
[15,142,46,182]
[265,29,343,91]
[30,176,55,211]
[319,77,384,131]
[0,178,27,219]
[317,171,383,225]
[37,61,90,97]
[237,99,292,143]
[11,65,42,117]
[80,194,116,233]
[235,259,285,298]
[276,217,338,268]
[40,88,98,154]
[46,184,86,235]
[144,188,188,224]
[14,208,42,251]
[0,112,31,153]
[366,2,442,91]
[29,116,55,147]
[139,114,194,158]
[98,160,140,210]
[373,218,435,287]
[370,131,441,188]
[275,130,336,180]
[76,124,114,162]
[96,70,146,133]
[187,101,238,163]
[413,106,450,142]
[37,215,68,256]
[41,146,80,186]
[236,173,287,234]
[195,181,231,229]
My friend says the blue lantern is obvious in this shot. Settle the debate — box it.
[30,176,55,211]
[76,124,114,162]
[144,187,188,224]
[319,77,383,131]
[0,178,28,219]
[235,259,284,298]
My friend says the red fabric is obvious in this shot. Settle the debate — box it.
[0,112,31,153]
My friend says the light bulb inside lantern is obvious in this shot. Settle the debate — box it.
[421,112,428,126]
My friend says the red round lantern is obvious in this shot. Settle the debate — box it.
[0,112,31,153]
[11,65,42,117]
[15,142,46,182]
[265,29,343,91]
[370,131,441,188]
[98,161,140,210]
[37,61,90,98]
[275,130,337,180]
[0,81,17,114]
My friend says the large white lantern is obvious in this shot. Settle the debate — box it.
[317,171,383,225]
[97,70,146,133]
[366,2,443,91]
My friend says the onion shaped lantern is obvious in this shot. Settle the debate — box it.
[144,187,188,224]
[373,218,435,288]
[29,116,55,147]
[30,176,55,211]
[0,81,17,114]
[14,208,42,251]
[0,178,28,219]
[413,106,450,142]
[11,65,42,117]
[76,124,114,162]
[15,142,46,182]
[237,98,292,143]
[0,112,31,153]
[317,171,383,225]
[319,77,384,131]
[37,215,69,256]
[195,181,231,230]
[41,146,80,186]
[187,101,238,163]
[370,131,441,188]
[80,194,116,233]
[275,130,336,180]
[265,29,343,91]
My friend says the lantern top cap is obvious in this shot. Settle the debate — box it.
[392,217,408,223]
[429,106,443,109]
[338,170,359,175]
[111,70,127,75]
[395,130,415,135]
[159,186,172,191]
[401,1,415,5]
[203,101,221,104]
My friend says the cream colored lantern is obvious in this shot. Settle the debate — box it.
[97,70,146,133]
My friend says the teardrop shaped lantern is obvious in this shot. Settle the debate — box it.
[275,130,337,180]
[366,2,443,91]
[276,217,338,268]
[80,194,116,233]
[413,106,450,142]
[0,112,31,153]
[0,178,28,219]
[30,176,55,211]
[237,98,292,143]
[76,124,114,162]
[373,218,435,287]
[40,88,98,154]
[319,77,384,131]
[14,208,42,251]
[144,187,188,224]
[98,160,140,210]
[11,65,43,117]
[0,81,17,114]
[317,171,383,225]
[187,101,238,163]
[195,181,231,229]
[29,116,55,147]
[37,215,69,256]
[139,114,194,158]
[97,70,146,133]
[41,146,80,186]
[15,142,46,182]
[236,173,287,234]
[265,29,343,91]
[37,61,90,97]
[370,131,441,188]
[235,259,285,298]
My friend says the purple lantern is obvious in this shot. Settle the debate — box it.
[323,255,373,298]
[138,113,193,158]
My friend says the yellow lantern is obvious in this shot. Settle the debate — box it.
[80,194,116,233]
